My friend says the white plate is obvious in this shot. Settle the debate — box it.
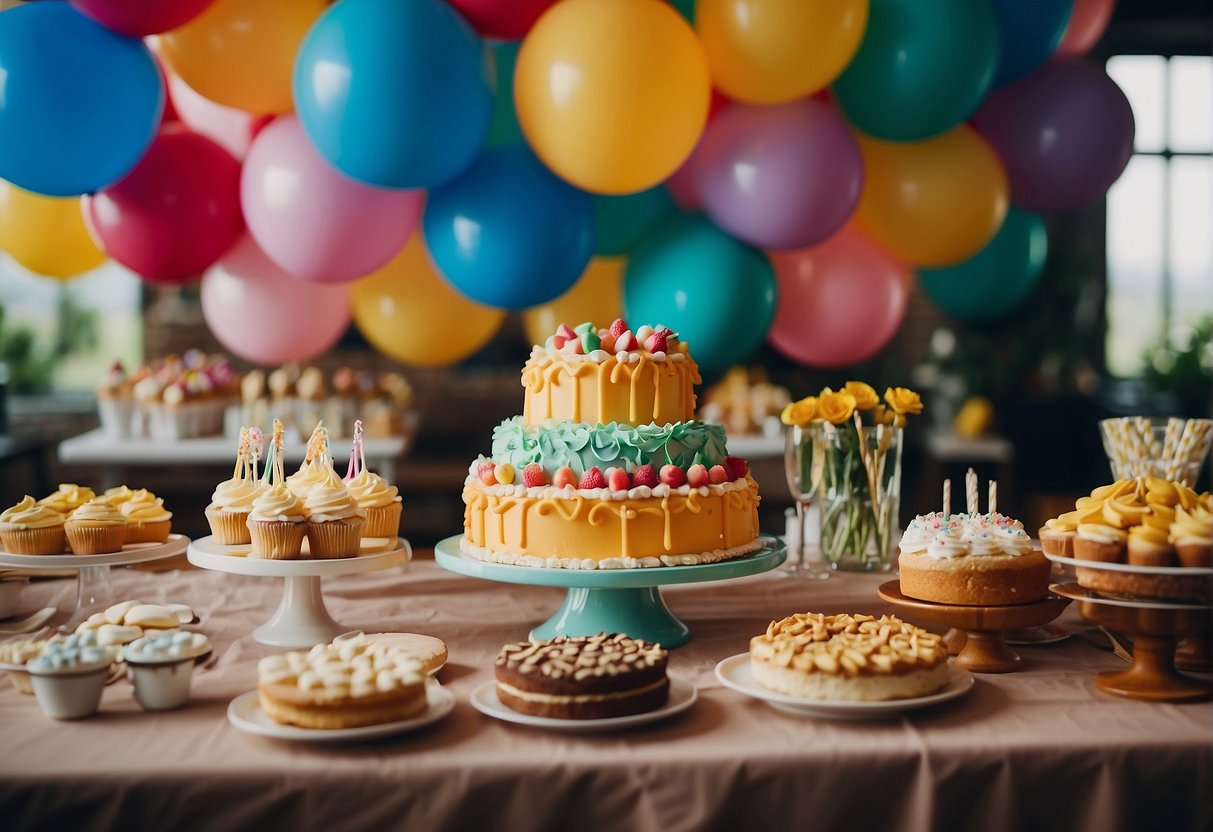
[714,653,973,720]
[1050,582,1213,611]
[1044,552,1213,577]
[188,535,409,577]
[226,682,454,743]
[470,676,697,732]
[0,534,189,569]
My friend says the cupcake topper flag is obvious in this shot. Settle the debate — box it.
[303,420,332,470]
[247,427,265,481]
[232,427,249,482]
[262,418,285,486]
[966,468,978,515]
[344,420,365,482]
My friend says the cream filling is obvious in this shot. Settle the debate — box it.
[751,660,949,702]
[497,677,666,704]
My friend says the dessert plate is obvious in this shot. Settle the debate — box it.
[226,682,454,744]
[1043,553,1213,577]
[714,653,974,720]
[1050,583,1213,611]
[469,676,697,733]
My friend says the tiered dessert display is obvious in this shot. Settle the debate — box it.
[435,320,785,647]
[878,469,1070,673]
[0,484,188,621]
[188,421,410,647]
[1043,475,1213,702]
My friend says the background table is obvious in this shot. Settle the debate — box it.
[1,560,1208,831]
[58,429,408,487]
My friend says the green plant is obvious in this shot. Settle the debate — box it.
[1143,316,1213,417]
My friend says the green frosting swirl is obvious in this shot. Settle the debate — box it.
[491,417,728,477]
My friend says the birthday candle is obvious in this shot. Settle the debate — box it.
[988,480,997,516]
[943,479,951,520]
[966,468,977,515]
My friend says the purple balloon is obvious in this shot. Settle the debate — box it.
[972,58,1134,213]
[694,100,863,251]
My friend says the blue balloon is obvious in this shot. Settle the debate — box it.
[0,3,162,196]
[423,146,596,310]
[593,187,677,256]
[294,0,494,190]
[624,214,776,373]
[991,0,1075,85]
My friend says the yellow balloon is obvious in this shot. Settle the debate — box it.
[522,257,625,346]
[854,126,1008,268]
[515,0,711,195]
[159,0,326,115]
[351,235,506,368]
[697,0,869,104]
[0,182,105,279]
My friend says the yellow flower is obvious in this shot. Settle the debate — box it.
[884,387,924,417]
[844,381,879,410]
[872,404,897,426]
[818,391,857,425]
[780,396,818,427]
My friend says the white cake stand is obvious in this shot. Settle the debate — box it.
[187,535,411,647]
[0,535,190,624]
[435,534,786,648]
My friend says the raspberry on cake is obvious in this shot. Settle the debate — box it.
[493,633,669,719]
[750,613,949,702]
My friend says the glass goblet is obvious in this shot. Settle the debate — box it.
[783,424,830,580]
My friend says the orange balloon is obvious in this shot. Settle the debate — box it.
[522,257,625,346]
[159,0,327,115]
[351,235,505,367]
[697,0,869,104]
[515,0,711,194]
[854,126,1008,268]
[0,182,105,279]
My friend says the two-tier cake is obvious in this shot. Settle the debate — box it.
[461,320,762,569]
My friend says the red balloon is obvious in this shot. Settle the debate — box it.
[1056,0,1115,57]
[447,0,558,39]
[767,225,911,368]
[69,0,215,37]
[86,126,244,284]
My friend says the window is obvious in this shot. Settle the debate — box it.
[1105,54,1213,378]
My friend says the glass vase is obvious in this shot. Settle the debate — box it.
[782,424,830,579]
[816,422,903,572]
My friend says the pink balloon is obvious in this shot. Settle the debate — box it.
[767,226,910,368]
[167,74,264,161]
[201,234,352,365]
[86,126,243,284]
[1056,0,1115,57]
[69,0,214,37]
[242,116,424,283]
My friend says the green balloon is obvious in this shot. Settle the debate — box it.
[624,214,776,373]
[670,0,696,24]
[593,186,677,256]
[485,41,523,148]
[920,208,1047,321]
[833,0,1000,141]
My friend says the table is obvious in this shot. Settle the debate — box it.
[57,429,408,487]
[1,562,1209,831]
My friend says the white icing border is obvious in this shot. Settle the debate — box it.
[464,474,753,502]
[459,535,765,570]
[528,345,687,365]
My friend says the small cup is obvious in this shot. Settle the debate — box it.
[27,659,112,720]
[0,577,28,619]
[126,657,201,711]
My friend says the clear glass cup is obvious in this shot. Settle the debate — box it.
[1098,417,1211,488]
[783,424,830,580]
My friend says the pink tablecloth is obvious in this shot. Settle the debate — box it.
[1,560,1209,831]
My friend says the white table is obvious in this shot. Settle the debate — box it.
[58,429,408,487]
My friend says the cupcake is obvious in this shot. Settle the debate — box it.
[102,485,137,509]
[304,472,366,558]
[1039,510,1079,557]
[65,499,126,555]
[119,489,173,544]
[1126,505,1176,567]
[206,429,265,545]
[285,459,329,501]
[345,468,402,538]
[1171,505,1213,568]
[96,361,134,440]
[1072,521,1127,563]
[246,484,307,560]
[37,483,96,516]
[0,496,67,555]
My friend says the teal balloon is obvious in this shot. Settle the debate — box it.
[832,0,1000,142]
[670,0,696,23]
[485,40,524,147]
[593,187,677,256]
[991,0,1074,85]
[624,214,776,373]
[920,208,1047,321]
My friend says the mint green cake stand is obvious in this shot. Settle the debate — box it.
[434,535,786,648]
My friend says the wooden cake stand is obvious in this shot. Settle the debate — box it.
[1051,583,1212,703]
[877,581,1071,673]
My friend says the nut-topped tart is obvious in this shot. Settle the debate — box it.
[750,613,949,702]
[493,633,669,719]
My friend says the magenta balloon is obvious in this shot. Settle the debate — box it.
[695,100,863,251]
[200,234,352,365]
[69,0,214,37]
[241,116,424,284]
[767,226,910,368]
[972,59,1133,214]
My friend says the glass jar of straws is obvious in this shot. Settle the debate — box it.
[1099,417,1212,488]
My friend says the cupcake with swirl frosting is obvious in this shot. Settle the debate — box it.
[0,496,67,555]
[119,489,173,544]
[65,499,126,555]
[304,472,365,558]
[344,468,401,538]
[37,483,96,516]
[246,485,308,560]
[206,428,265,544]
